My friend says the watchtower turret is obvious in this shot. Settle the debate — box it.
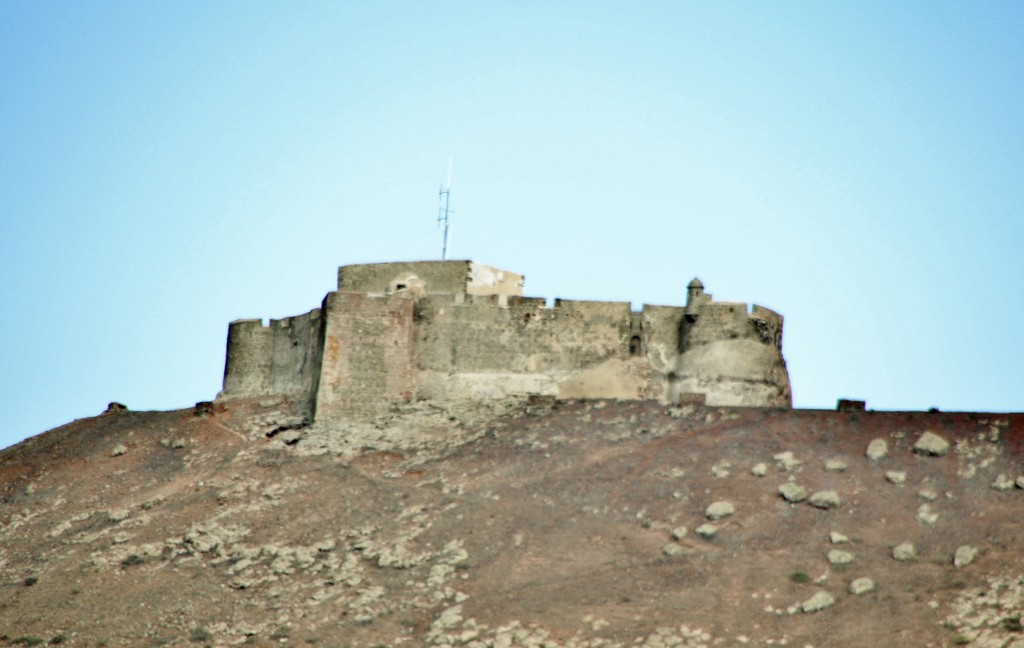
[671,279,791,408]
[686,278,711,309]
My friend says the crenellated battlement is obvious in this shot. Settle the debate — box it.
[217,261,791,421]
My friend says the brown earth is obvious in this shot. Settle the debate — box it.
[1,398,1023,647]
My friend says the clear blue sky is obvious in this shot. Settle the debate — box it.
[2,2,1022,449]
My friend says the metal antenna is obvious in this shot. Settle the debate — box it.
[437,156,453,260]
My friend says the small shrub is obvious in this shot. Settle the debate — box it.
[49,636,67,645]
[121,554,145,568]
[953,636,971,645]
[790,571,811,584]
[23,577,38,587]
[189,627,212,643]
[12,638,45,646]
[1002,615,1023,632]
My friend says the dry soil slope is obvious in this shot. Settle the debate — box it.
[1,399,1023,648]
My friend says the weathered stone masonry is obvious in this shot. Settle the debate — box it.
[217,260,792,421]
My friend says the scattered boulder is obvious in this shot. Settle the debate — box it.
[866,439,888,461]
[105,402,127,413]
[916,504,938,525]
[110,444,128,457]
[751,463,767,477]
[1017,476,1024,489]
[827,549,854,565]
[991,474,1015,491]
[825,458,847,472]
[662,543,684,557]
[671,526,688,540]
[800,590,835,613]
[773,451,801,472]
[778,482,808,503]
[885,471,906,485]
[809,491,840,510]
[829,531,849,544]
[913,431,950,456]
[695,524,718,539]
[953,545,978,568]
[433,605,463,631]
[893,542,916,561]
[918,489,938,501]
[108,509,131,523]
[705,501,734,521]
[848,577,876,595]
[711,460,731,478]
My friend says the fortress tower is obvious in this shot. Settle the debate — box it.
[217,261,792,420]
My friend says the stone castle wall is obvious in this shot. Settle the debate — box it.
[411,294,655,403]
[217,261,792,420]
[221,308,323,407]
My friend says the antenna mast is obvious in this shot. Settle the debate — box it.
[437,156,453,260]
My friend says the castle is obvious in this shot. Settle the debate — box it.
[217,261,792,420]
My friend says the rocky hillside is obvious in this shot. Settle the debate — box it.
[1,398,1023,647]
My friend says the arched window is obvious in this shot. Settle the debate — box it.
[629,335,642,356]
